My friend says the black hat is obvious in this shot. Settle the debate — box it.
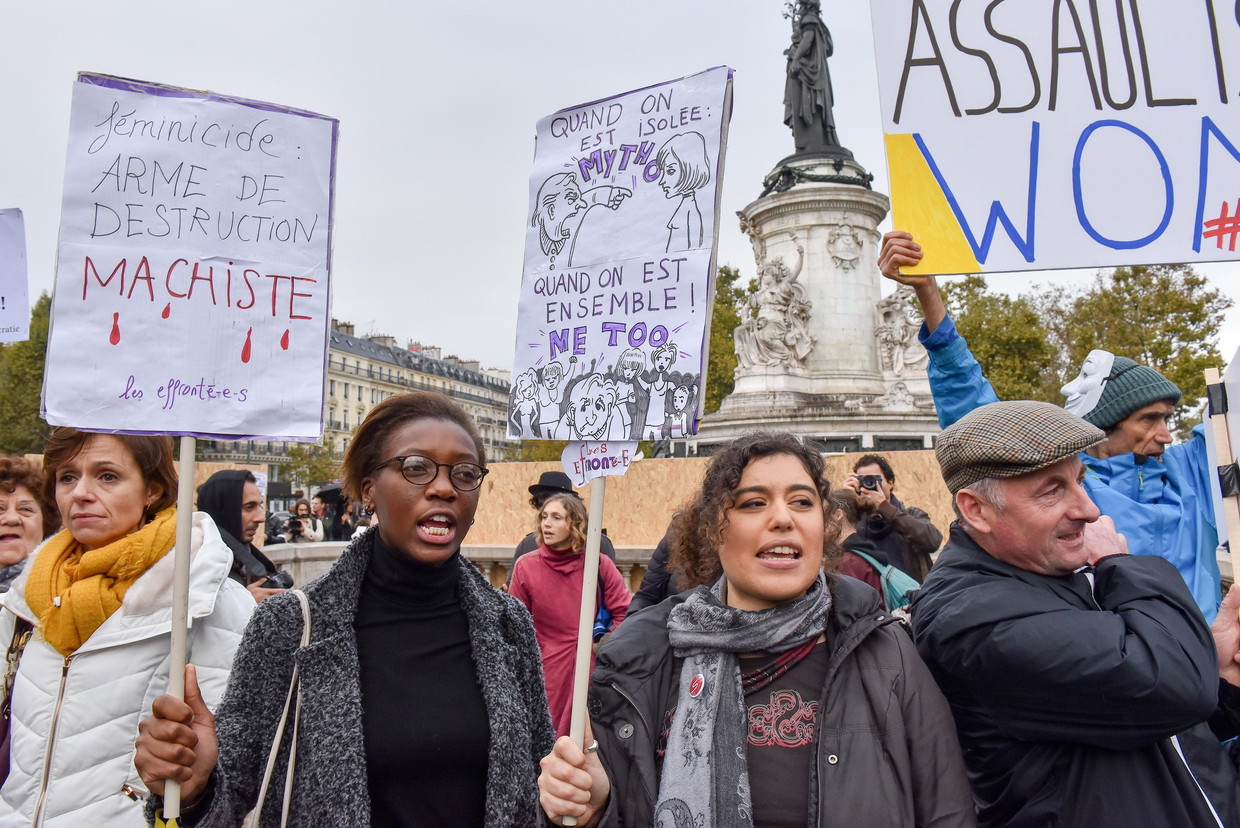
[528,471,576,498]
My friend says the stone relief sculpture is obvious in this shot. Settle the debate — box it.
[827,223,861,270]
[735,231,815,373]
[874,284,929,377]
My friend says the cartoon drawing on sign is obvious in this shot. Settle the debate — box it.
[669,383,696,437]
[509,369,541,436]
[735,233,814,371]
[531,172,632,269]
[613,348,645,436]
[536,360,570,437]
[551,373,628,441]
[656,133,712,252]
[636,341,678,440]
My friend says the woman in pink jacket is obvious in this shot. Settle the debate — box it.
[510,492,631,736]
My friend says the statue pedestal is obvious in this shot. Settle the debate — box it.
[696,154,941,453]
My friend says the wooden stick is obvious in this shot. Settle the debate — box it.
[163,436,197,820]
[1206,369,1240,562]
[563,475,606,828]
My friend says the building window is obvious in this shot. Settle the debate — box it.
[344,410,350,429]
[329,379,335,396]
[371,389,377,404]
[343,382,350,399]
[357,385,362,401]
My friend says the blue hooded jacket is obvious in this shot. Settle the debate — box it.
[920,314,1220,622]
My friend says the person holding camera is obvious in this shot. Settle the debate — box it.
[844,454,942,582]
[197,470,292,603]
[284,497,325,543]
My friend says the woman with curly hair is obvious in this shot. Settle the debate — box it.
[539,431,974,828]
[0,456,58,592]
[510,492,630,737]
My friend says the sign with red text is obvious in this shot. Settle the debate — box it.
[43,73,337,438]
[509,67,732,442]
[561,440,638,488]
[0,209,30,343]
[871,0,1240,275]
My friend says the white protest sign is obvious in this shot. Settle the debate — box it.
[560,440,638,488]
[43,73,337,438]
[870,0,1240,275]
[509,67,733,441]
[0,209,31,343]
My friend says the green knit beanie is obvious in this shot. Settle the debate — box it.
[1081,356,1181,429]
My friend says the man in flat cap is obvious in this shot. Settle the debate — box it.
[880,231,1221,621]
[915,400,1240,827]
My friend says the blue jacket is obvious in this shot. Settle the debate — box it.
[920,314,1221,622]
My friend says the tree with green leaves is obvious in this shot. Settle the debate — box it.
[703,264,747,414]
[281,440,340,488]
[938,276,1060,404]
[0,293,52,454]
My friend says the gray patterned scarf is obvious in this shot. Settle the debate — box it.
[654,572,832,828]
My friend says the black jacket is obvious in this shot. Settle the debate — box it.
[853,494,942,581]
[588,574,976,827]
[914,524,1240,827]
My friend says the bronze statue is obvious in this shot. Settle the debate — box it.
[784,0,840,154]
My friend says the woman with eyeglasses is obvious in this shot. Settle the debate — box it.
[134,392,555,828]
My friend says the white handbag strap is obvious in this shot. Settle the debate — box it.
[255,589,311,828]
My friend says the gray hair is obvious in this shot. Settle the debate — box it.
[953,476,1008,523]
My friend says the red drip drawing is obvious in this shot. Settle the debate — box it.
[280,329,290,350]
[161,303,171,319]
[241,328,252,363]
[109,313,120,345]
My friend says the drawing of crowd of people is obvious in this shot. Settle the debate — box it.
[508,342,699,442]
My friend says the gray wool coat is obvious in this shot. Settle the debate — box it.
[149,529,555,827]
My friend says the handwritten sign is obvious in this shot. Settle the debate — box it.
[42,73,338,438]
[509,67,733,441]
[561,440,638,488]
[871,1,1240,274]
[0,209,30,343]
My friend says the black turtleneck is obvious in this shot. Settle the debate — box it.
[354,534,490,828]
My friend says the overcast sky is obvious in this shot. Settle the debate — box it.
[4,0,1238,373]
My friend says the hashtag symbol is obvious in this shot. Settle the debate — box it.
[1202,199,1240,251]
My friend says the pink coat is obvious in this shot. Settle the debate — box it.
[510,544,632,736]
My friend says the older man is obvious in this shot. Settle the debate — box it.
[914,401,1240,827]
[880,231,1220,620]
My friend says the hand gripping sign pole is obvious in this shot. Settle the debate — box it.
[161,437,197,824]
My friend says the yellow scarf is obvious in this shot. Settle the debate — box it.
[26,507,178,656]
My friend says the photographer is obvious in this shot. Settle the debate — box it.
[284,496,325,543]
[198,470,292,603]
[845,454,942,582]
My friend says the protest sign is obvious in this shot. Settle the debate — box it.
[508,67,732,441]
[561,440,638,488]
[0,209,31,343]
[42,73,338,438]
[870,0,1240,274]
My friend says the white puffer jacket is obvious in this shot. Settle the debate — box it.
[0,512,255,827]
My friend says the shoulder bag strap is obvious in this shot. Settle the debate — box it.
[1,615,32,721]
[255,589,311,828]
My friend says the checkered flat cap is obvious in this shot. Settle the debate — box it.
[936,401,1106,494]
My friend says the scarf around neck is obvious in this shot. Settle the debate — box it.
[656,571,832,828]
[26,506,178,656]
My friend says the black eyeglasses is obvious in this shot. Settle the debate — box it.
[375,455,489,491]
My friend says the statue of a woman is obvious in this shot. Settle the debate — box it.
[783,0,839,153]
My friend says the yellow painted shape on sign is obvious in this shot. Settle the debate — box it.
[886,133,981,275]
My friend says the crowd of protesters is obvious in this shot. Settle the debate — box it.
[0,220,1232,825]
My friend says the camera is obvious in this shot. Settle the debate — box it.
[858,474,884,491]
[260,570,294,590]
[287,517,303,535]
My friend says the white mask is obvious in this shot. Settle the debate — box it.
[1061,349,1115,417]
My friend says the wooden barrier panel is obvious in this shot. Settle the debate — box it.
[471,451,955,550]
